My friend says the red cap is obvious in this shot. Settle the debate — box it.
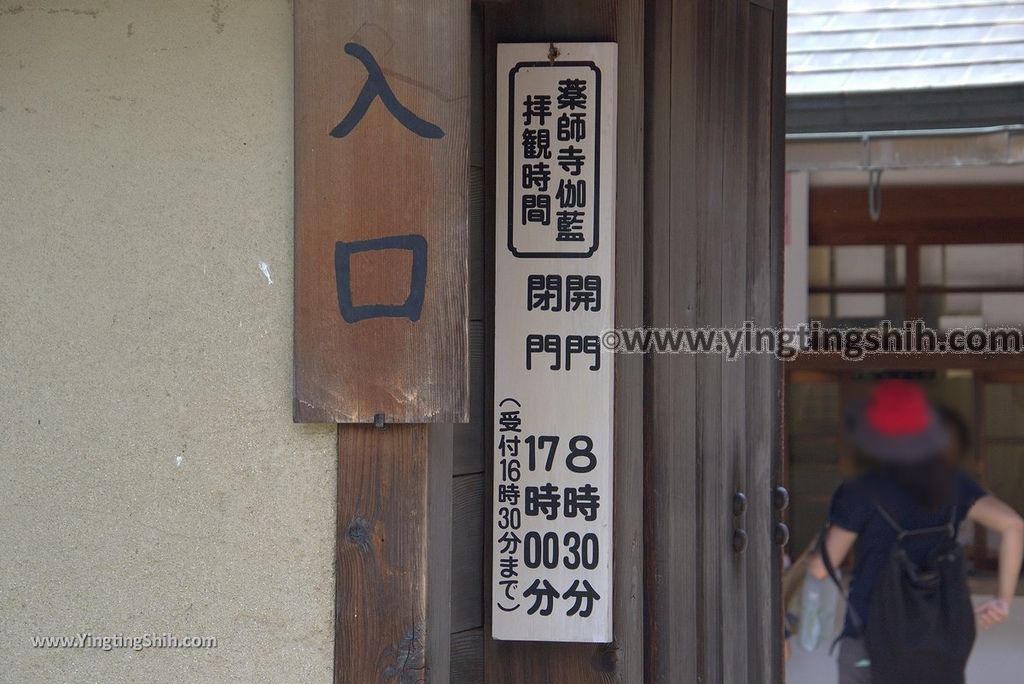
[864,380,931,437]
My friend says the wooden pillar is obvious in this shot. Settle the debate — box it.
[481,1,645,681]
[645,1,785,682]
[335,425,454,683]
[905,242,921,321]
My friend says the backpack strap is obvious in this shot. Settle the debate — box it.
[872,501,957,542]
[872,500,903,535]
[817,521,865,646]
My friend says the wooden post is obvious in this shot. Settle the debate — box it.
[334,424,453,683]
[335,425,429,683]
[906,242,921,321]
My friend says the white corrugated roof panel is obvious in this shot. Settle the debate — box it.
[788,0,1024,94]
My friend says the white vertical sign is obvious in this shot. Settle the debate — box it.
[492,43,617,643]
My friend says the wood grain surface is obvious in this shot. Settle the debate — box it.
[809,184,1024,246]
[644,1,785,682]
[335,424,430,683]
[294,0,469,423]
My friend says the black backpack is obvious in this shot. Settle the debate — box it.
[822,503,976,684]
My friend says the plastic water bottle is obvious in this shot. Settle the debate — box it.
[798,576,823,652]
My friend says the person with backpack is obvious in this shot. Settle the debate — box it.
[808,380,1024,684]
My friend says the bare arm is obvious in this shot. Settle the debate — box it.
[808,526,859,581]
[968,494,1024,629]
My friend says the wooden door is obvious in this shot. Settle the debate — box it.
[644,1,786,682]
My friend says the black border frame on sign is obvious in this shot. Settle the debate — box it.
[507,60,602,259]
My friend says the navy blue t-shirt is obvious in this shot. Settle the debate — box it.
[828,470,987,638]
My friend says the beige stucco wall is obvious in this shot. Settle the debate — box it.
[0,1,337,681]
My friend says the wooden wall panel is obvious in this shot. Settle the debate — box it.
[716,3,751,681]
[449,318,487,665]
[454,322,486,476]
[294,0,469,423]
[452,473,485,632]
[611,0,647,681]
[644,0,699,678]
[452,628,485,684]
[645,1,784,682]
[449,9,489,677]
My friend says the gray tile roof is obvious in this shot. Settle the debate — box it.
[788,0,1024,94]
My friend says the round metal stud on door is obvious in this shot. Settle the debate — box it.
[732,491,748,553]
[732,529,749,554]
[772,485,790,547]
[772,522,790,547]
[772,485,789,512]
[732,491,748,517]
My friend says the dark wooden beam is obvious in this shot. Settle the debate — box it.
[787,84,1024,135]
[809,184,1024,246]
[810,285,1024,294]
[789,352,1024,372]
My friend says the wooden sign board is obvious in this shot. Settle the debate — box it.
[293,0,468,423]
[492,43,617,643]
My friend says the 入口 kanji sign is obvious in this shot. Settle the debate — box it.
[492,42,617,643]
[293,1,468,424]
